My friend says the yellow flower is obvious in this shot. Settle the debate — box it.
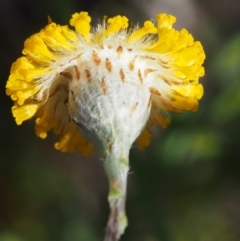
[6,11,205,156]
[6,11,206,240]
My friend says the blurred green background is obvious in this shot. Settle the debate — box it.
[1,0,240,240]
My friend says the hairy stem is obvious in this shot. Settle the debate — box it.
[104,189,127,241]
[103,147,129,241]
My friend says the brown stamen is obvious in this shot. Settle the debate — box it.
[119,69,125,82]
[60,72,73,81]
[129,56,137,71]
[74,66,81,80]
[101,78,107,95]
[85,69,91,82]
[149,87,161,96]
[130,102,138,116]
[105,58,112,72]
[92,50,101,66]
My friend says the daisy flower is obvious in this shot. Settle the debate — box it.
[6,11,205,241]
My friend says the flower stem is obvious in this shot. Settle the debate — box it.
[103,144,129,241]
[104,190,127,241]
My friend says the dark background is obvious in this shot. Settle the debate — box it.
[1,0,240,240]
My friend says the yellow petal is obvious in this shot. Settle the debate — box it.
[70,12,91,40]
[12,104,39,125]
[105,15,129,36]
[128,20,157,42]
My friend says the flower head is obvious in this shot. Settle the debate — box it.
[6,11,205,156]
